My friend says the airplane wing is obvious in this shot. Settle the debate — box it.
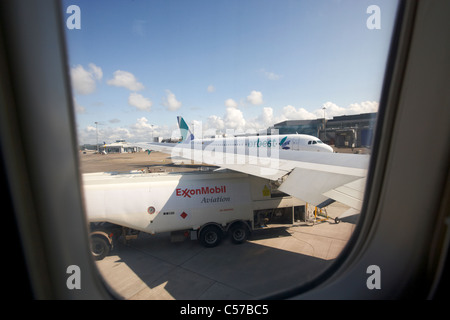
[133,142,176,154]
[216,150,369,210]
[135,141,369,211]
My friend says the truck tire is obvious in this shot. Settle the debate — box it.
[90,235,111,260]
[229,223,249,244]
[199,225,222,248]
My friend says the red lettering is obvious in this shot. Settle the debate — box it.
[176,185,227,197]
[201,187,209,194]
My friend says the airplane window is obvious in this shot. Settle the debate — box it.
[61,0,400,300]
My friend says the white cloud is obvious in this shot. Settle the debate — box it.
[207,85,216,93]
[73,98,85,114]
[207,115,225,131]
[282,105,316,120]
[107,70,144,91]
[170,100,377,139]
[89,63,103,81]
[246,90,263,105]
[130,117,175,141]
[315,101,379,119]
[131,117,154,131]
[347,101,379,114]
[312,101,346,119]
[70,63,103,95]
[78,124,133,145]
[202,100,376,135]
[86,125,97,133]
[245,107,274,132]
[224,106,246,131]
[77,100,379,144]
[128,92,152,111]
[258,107,276,128]
[162,90,182,111]
[279,101,379,123]
[201,108,271,134]
[77,117,173,144]
[278,101,379,124]
[261,69,282,80]
[108,127,133,141]
[224,98,238,109]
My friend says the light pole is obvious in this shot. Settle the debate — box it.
[95,121,98,152]
[322,107,327,142]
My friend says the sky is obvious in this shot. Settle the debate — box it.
[61,0,399,144]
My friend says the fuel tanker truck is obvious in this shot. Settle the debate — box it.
[83,170,305,260]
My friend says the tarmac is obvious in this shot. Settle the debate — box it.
[79,150,207,174]
[79,150,358,300]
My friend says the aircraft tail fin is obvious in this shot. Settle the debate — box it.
[177,116,195,143]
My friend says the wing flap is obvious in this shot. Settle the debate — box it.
[278,167,365,209]
[323,178,366,210]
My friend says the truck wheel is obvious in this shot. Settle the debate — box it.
[229,223,249,244]
[199,225,222,248]
[90,235,111,260]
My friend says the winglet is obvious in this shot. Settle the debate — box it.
[177,116,195,143]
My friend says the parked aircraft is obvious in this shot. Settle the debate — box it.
[176,116,334,153]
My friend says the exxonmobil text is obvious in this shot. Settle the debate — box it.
[176,185,227,198]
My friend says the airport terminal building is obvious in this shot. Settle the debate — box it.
[100,140,142,153]
[80,140,142,153]
[271,112,377,148]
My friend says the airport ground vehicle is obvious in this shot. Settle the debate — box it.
[84,170,305,259]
